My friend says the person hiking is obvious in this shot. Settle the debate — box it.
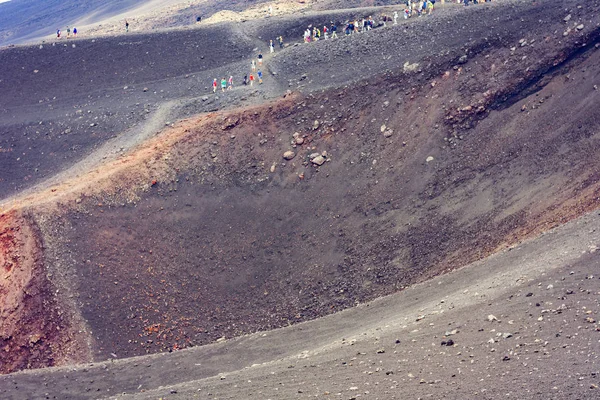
[269,39,274,53]
[56,29,61,38]
[251,59,256,71]
[323,25,328,40]
[427,0,434,15]
[220,77,227,92]
[249,73,255,86]
[243,75,248,85]
[330,22,338,39]
[257,70,263,84]
[257,52,263,66]
[73,27,78,37]
[394,11,399,24]
[212,78,218,93]
[228,76,233,90]
[345,22,352,35]
[278,35,284,48]
[125,20,129,32]
[66,26,71,38]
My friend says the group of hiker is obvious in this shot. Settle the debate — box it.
[209,0,496,94]
[56,26,78,39]
[212,51,267,93]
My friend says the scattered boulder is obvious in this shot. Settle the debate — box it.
[283,151,296,160]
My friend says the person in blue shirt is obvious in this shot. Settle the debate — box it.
[257,70,263,84]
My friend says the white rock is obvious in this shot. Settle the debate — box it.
[283,151,296,160]
[311,155,326,166]
[487,314,498,322]
[426,156,434,163]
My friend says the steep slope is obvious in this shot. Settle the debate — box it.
[0,1,599,394]
[2,186,600,399]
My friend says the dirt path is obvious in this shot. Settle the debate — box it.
[0,100,180,212]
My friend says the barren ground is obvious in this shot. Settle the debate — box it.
[1,0,600,398]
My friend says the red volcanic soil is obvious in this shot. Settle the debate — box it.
[0,2,600,399]
[0,211,90,373]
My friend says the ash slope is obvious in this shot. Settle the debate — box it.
[3,188,600,399]
[0,0,600,396]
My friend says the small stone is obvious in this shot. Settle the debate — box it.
[295,137,305,145]
[143,87,148,92]
[380,124,387,133]
[458,55,468,64]
[283,151,296,160]
[502,355,510,361]
[376,349,385,354]
[487,315,498,322]
[502,333,513,339]
[313,120,320,130]
[383,129,393,138]
[311,155,326,166]
[577,24,584,31]
[425,156,434,163]
[547,284,553,290]
[564,14,572,22]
